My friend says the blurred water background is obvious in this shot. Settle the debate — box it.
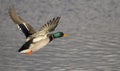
[0,0,120,71]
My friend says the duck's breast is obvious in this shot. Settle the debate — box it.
[31,38,50,52]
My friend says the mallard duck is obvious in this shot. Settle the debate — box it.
[9,6,68,55]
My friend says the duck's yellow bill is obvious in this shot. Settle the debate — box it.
[63,34,69,37]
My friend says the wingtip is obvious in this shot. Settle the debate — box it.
[53,16,60,20]
[8,5,20,25]
[56,16,61,20]
[52,16,60,22]
[9,5,15,12]
[9,5,13,9]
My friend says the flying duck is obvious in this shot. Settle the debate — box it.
[9,6,68,55]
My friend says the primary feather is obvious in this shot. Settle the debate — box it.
[39,17,60,33]
[31,17,60,38]
[9,6,36,37]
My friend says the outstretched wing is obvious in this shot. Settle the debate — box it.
[9,6,36,38]
[39,17,60,33]
[28,17,61,42]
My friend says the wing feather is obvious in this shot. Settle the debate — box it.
[39,17,60,33]
[31,17,60,39]
[9,6,36,37]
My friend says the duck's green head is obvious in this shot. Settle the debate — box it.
[52,32,68,38]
